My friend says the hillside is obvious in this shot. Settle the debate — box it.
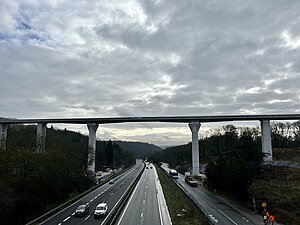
[113,140,162,158]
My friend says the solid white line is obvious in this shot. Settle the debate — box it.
[85,215,90,220]
[116,167,145,225]
[63,216,70,222]
[217,208,238,225]
[153,167,165,225]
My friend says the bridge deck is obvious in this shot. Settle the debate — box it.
[1,114,300,124]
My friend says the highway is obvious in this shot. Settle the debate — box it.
[41,161,144,225]
[116,163,161,225]
[161,164,257,225]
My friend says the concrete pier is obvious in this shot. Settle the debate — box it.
[0,124,8,150]
[87,123,99,177]
[189,121,201,175]
[261,120,273,161]
[36,123,47,153]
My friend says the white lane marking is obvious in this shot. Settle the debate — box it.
[209,214,219,223]
[153,166,164,225]
[217,209,238,225]
[141,212,143,218]
[111,193,113,196]
[98,194,101,196]
[143,199,145,204]
[145,191,147,195]
[116,167,145,225]
[58,223,62,225]
[63,216,70,222]
[71,212,75,216]
[242,217,249,222]
[85,215,91,220]
[90,199,94,203]
[94,196,97,199]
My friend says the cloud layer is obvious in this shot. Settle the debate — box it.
[1,0,300,146]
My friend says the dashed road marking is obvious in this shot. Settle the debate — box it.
[71,212,75,216]
[209,214,218,223]
[58,223,62,225]
[242,217,249,222]
[85,215,90,220]
[63,216,70,222]
[90,199,94,203]
[141,212,143,218]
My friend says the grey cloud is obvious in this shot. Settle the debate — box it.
[1,0,300,146]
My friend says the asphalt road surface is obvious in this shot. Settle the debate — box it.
[41,161,144,225]
[116,163,161,225]
[161,163,257,225]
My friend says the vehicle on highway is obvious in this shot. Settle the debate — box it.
[74,203,89,216]
[109,179,114,184]
[94,202,108,218]
[185,175,198,187]
[169,169,178,179]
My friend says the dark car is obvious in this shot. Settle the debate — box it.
[75,203,89,216]
[109,179,114,184]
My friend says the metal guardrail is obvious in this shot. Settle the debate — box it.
[161,167,215,225]
[103,163,146,225]
[25,166,133,225]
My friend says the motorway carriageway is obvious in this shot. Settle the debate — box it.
[41,161,144,225]
[116,163,161,225]
[161,164,257,225]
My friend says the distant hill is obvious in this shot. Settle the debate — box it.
[113,141,163,158]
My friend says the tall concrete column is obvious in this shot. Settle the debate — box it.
[0,124,8,150]
[36,123,47,153]
[260,120,273,162]
[87,123,99,177]
[189,121,201,175]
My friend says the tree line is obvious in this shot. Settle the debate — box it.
[0,125,135,225]
[151,121,300,199]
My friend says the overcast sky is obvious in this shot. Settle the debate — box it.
[1,0,300,147]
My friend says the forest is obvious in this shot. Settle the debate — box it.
[0,125,135,225]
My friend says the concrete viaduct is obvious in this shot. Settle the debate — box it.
[1,114,300,176]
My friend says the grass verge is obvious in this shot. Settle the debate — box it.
[156,166,209,225]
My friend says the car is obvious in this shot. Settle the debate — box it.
[75,203,89,216]
[109,179,114,184]
[94,202,108,217]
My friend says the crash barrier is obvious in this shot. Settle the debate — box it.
[103,162,146,225]
[25,165,133,225]
[161,167,214,225]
